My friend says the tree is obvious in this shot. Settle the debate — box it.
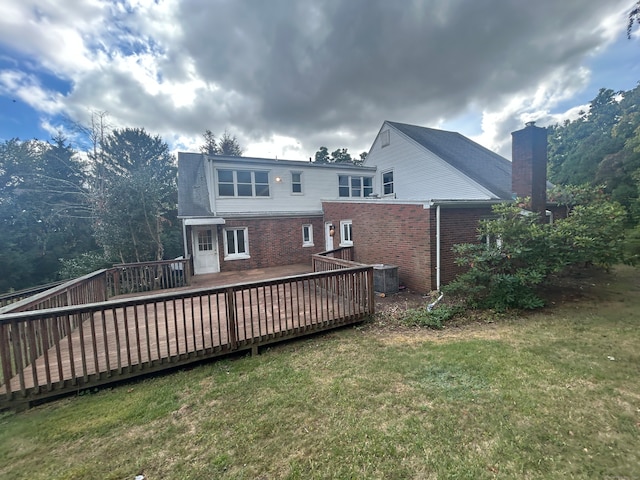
[313,146,362,165]
[629,1,640,38]
[92,128,178,263]
[314,146,330,164]
[0,136,94,291]
[200,129,244,156]
[330,148,353,164]
[548,83,640,222]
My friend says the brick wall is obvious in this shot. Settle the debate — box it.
[218,216,325,271]
[323,202,432,292]
[438,206,494,285]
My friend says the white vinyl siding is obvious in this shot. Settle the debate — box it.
[366,124,499,201]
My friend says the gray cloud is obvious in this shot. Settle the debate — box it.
[1,0,634,158]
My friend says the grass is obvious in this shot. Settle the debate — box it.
[0,266,639,479]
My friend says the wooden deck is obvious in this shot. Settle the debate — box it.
[0,264,373,409]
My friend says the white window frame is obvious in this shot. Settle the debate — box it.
[338,175,373,198]
[223,227,250,260]
[291,171,303,195]
[217,169,270,198]
[339,220,353,246]
[382,169,394,196]
[302,224,314,247]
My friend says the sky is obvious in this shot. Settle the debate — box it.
[0,0,639,161]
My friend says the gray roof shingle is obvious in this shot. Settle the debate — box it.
[177,153,213,217]
[387,121,513,199]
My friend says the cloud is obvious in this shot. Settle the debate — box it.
[0,0,635,159]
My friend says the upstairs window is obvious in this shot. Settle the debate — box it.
[217,169,270,197]
[338,175,373,198]
[291,172,303,194]
[382,170,394,196]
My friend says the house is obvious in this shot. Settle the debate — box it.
[178,121,551,292]
[177,152,376,274]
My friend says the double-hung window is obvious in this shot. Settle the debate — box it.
[302,224,313,247]
[382,170,394,196]
[340,220,353,246]
[217,169,270,197]
[291,172,303,194]
[224,227,249,259]
[338,175,373,198]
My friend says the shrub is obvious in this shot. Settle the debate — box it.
[402,304,463,329]
[446,193,627,311]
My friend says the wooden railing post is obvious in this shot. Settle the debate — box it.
[0,323,13,398]
[226,287,237,350]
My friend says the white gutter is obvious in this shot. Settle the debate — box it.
[428,204,444,312]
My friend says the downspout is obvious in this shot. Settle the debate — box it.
[428,204,444,311]
[182,220,188,257]
[436,204,441,291]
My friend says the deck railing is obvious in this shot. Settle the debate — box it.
[0,266,373,409]
[312,246,366,272]
[107,257,192,297]
[0,257,193,317]
[0,281,67,309]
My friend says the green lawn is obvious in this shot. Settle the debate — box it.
[0,266,638,479]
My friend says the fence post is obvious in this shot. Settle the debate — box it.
[367,267,375,314]
[0,323,13,398]
[226,287,237,350]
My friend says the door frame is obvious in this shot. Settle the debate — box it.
[192,226,220,275]
[324,222,334,251]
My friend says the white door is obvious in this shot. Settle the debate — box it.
[192,227,220,274]
[325,222,334,251]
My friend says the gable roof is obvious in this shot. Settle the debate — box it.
[386,121,513,199]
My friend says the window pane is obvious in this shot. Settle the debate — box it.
[226,230,236,254]
[255,184,270,196]
[292,172,301,183]
[338,175,349,186]
[237,184,253,196]
[236,170,251,183]
[303,225,310,242]
[237,229,246,253]
[339,186,350,197]
[218,184,234,196]
[218,170,233,183]
[292,183,302,193]
[254,171,268,184]
[351,177,361,197]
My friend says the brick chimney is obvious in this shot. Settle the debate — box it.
[511,121,547,216]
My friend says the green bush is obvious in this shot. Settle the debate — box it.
[446,192,627,311]
[58,251,113,280]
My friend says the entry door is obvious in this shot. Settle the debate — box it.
[325,222,334,251]
[192,227,220,274]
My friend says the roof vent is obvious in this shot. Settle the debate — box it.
[525,121,536,127]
